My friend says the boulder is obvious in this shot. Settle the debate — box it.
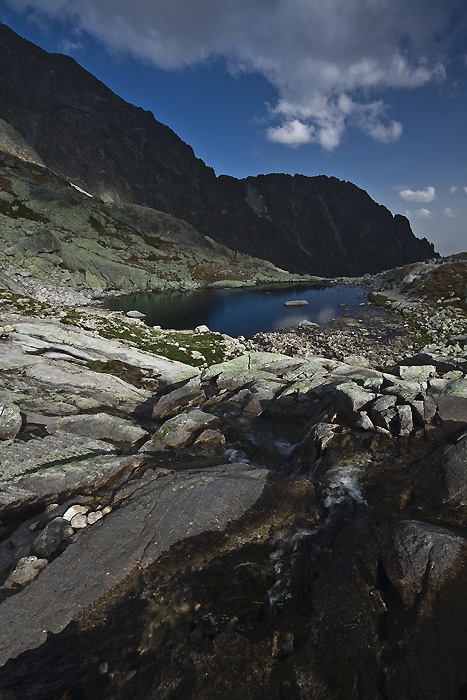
[152,378,205,420]
[398,364,436,382]
[332,382,376,424]
[46,413,148,445]
[0,464,268,667]
[378,520,465,608]
[143,409,217,452]
[395,404,413,436]
[31,517,73,559]
[3,556,48,589]
[0,402,22,439]
[0,434,139,515]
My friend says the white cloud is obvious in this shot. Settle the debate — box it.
[443,207,455,217]
[399,186,436,203]
[405,208,432,219]
[6,0,464,149]
[464,187,467,195]
[449,186,457,193]
[59,38,83,54]
[417,208,432,219]
[266,119,314,148]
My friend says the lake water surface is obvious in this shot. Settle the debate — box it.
[106,284,371,338]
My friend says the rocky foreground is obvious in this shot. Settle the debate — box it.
[0,256,466,699]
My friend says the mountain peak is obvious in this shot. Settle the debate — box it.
[0,24,436,276]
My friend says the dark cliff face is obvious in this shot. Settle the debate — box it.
[0,24,437,276]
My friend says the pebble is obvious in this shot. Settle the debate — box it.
[70,513,88,529]
[87,511,104,525]
[63,504,89,522]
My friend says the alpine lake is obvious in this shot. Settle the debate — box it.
[106,283,375,337]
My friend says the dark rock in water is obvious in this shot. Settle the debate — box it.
[0,24,437,277]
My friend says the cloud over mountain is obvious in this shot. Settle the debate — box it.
[6,0,465,149]
[399,186,437,203]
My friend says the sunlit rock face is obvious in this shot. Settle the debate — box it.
[0,24,436,278]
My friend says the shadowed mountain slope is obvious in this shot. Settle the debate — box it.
[0,23,436,277]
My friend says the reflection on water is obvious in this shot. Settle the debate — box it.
[106,284,371,338]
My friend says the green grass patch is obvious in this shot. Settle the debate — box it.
[0,197,49,223]
[0,289,238,367]
[0,290,54,317]
[367,292,389,307]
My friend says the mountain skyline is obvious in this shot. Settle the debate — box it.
[0,0,466,256]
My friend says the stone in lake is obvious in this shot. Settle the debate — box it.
[284,299,308,307]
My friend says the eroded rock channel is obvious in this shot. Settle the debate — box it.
[0,292,467,698]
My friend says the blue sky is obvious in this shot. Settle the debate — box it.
[0,0,466,256]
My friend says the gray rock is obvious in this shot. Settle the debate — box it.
[12,323,199,386]
[63,505,89,522]
[31,517,73,558]
[343,355,370,367]
[383,377,423,402]
[435,394,467,434]
[0,403,22,439]
[379,520,465,608]
[143,409,217,452]
[3,556,48,589]
[409,400,425,426]
[284,300,308,307]
[370,395,397,431]
[355,411,374,431]
[423,394,438,424]
[433,436,467,507]
[70,513,88,529]
[126,310,146,319]
[152,378,205,420]
[311,423,339,453]
[0,464,267,665]
[243,379,285,416]
[87,511,104,525]
[201,352,288,385]
[24,359,152,415]
[442,378,467,399]
[395,404,413,436]
[46,413,148,445]
[398,364,436,382]
[0,485,36,514]
[332,382,376,423]
[0,434,138,512]
[193,429,226,446]
[298,320,319,330]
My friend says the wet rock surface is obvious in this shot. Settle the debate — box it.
[0,261,467,699]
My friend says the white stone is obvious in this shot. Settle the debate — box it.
[63,504,89,522]
[87,511,104,525]
[70,513,88,529]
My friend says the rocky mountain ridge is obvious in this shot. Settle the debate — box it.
[0,23,436,278]
[0,148,311,298]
